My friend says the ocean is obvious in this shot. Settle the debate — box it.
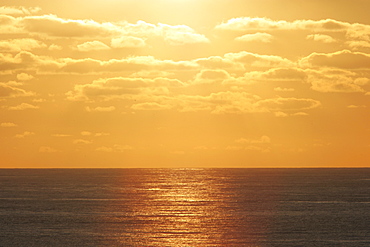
[0,168,369,246]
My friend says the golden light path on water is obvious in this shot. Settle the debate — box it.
[102,169,281,246]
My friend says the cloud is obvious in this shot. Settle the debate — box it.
[0,51,197,74]
[274,111,309,117]
[76,41,110,52]
[235,135,271,144]
[130,70,174,78]
[87,86,322,114]
[15,131,35,138]
[120,21,210,45]
[59,55,196,74]
[66,77,184,101]
[0,38,47,52]
[85,106,116,112]
[48,44,63,51]
[292,112,309,116]
[73,139,92,144]
[299,50,370,69]
[255,97,321,112]
[274,87,295,92]
[95,132,110,137]
[346,23,370,42]
[22,14,120,38]
[347,105,366,108]
[0,15,22,34]
[8,103,39,110]
[111,36,146,48]
[0,51,61,73]
[306,34,336,43]
[1,122,17,127]
[96,144,133,152]
[307,69,368,93]
[215,17,350,32]
[16,73,34,81]
[274,111,289,117]
[0,6,41,16]
[164,31,209,46]
[242,67,307,83]
[5,14,208,46]
[52,134,72,137]
[235,32,273,43]
[346,41,370,49]
[0,83,34,98]
[80,131,92,136]
[194,55,240,70]
[230,135,272,152]
[131,102,173,111]
[193,69,231,84]
[174,92,320,114]
[225,51,295,68]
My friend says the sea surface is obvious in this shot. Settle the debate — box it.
[0,168,369,246]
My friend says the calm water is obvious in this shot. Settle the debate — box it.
[0,168,369,246]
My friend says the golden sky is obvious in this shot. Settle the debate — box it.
[1,0,369,168]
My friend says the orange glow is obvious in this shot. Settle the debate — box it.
[0,1,369,168]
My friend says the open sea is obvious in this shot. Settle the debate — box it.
[0,168,369,246]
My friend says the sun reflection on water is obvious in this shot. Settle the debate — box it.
[103,169,280,246]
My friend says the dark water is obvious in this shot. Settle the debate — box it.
[0,168,369,246]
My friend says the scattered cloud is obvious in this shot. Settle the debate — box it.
[1,122,17,127]
[292,112,309,116]
[306,34,336,43]
[95,132,110,137]
[48,44,63,50]
[73,139,92,144]
[274,111,289,117]
[235,135,271,144]
[307,70,368,93]
[215,17,350,32]
[111,36,146,48]
[274,111,309,117]
[15,131,35,138]
[76,41,110,52]
[66,77,183,101]
[8,103,39,110]
[0,38,47,52]
[80,131,92,136]
[131,102,173,111]
[299,50,370,69]
[193,69,231,84]
[274,87,295,92]
[85,106,116,112]
[347,105,366,108]
[235,32,274,43]
[164,31,209,46]
[96,144,133,152]
[228,135,272,152]
[17,73,34,81]
[0,6,41,16]
[224,51,295,68]
[22,14,119,38]
[0,83,34,98]
[255,97,321,112]
[52,134,72,137]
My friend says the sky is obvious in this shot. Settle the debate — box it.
[0,0,369,168]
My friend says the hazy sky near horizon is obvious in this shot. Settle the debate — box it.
[1,0,369,168]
